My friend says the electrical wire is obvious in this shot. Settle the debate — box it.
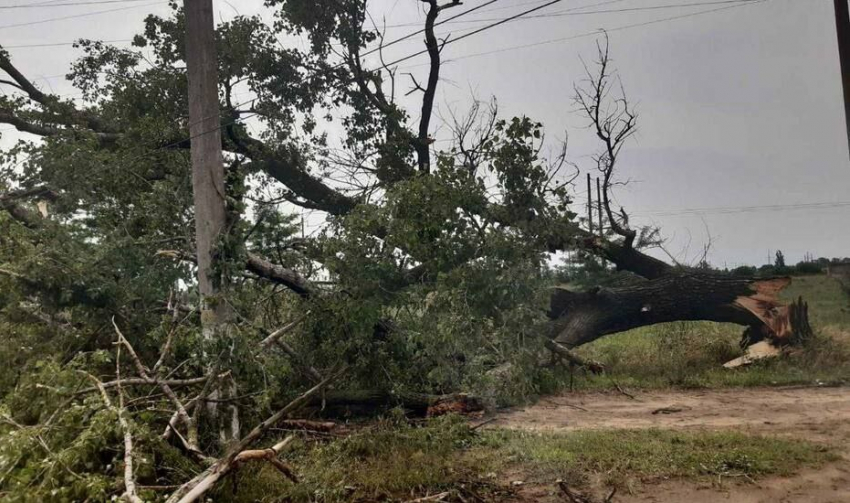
[0,0,151,9]
[382,0,565,68]
[403,0,768,68]
[0,0,164,30]
[637,201,850,218]
[2,38,133,49]
[390,0,762,27]
[360,0,500,59]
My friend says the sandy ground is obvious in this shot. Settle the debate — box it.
[489,386,850,503]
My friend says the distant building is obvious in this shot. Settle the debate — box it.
[827,262,850,278]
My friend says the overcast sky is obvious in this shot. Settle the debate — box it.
[1,0,848,267]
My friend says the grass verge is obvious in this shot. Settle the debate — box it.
[484,428,837,488]
[221,416,835,502]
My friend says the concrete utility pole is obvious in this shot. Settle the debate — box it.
[586,173,593,234]
[183,0,232,433]
[596,177,603,237]
[835,0,850,160]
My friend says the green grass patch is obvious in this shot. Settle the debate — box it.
[222,414,499,502]
[483,428,837,487]
[220,416,834,502]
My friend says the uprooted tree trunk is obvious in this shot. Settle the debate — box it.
[546,267,813,358]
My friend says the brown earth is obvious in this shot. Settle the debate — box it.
[489,386,850,503]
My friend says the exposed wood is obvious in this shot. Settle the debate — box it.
[259,312,311,348]
[232,436,298,482]
[406,492,451,502]
[723,340,782,369]
[112,318,208,457]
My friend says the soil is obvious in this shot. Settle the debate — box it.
[488,385,850,503]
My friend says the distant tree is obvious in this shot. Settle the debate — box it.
[795,261,823,275]
[731,265,758,277]
[775,250,786,268]
[759,264,777,276]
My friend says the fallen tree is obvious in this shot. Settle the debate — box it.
[548,271,811,351]
[537,38,810,358]
[0,4,817,500]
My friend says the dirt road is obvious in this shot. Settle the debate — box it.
[491,386,850,503]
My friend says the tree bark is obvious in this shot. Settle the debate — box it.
[548,272,809,350]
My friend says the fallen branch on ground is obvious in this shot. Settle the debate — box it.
[545,339,605,374]
[164,368,345,503]
[83,369,142,503]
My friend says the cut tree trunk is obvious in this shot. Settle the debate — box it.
[548,272,811,350]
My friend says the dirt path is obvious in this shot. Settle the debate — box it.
[491,386,850,503]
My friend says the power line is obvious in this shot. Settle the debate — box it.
[411,0,768,68]
[636,201,850,218]
[383,0,565,68]
[2,0,728,52]
[0,0,151,9]
[0,0,163,30]
[3,0,609,52]
[409,0,763,26]
[360,0,500,59]
[383,0,602,28]
[2,38,132,49]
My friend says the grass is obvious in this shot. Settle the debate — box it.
[563,274,850,391]
[222,415,499,502]
[484,428,837,487]
[221,416,836,502]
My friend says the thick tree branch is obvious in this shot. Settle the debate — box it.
[1,46,118,135]
[0,108,62,137]
[246,252,317,297]
[547,273,801,350]
[414,0,460,172]
[232,133,358,215]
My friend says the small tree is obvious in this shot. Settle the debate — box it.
[775,250,787,268]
